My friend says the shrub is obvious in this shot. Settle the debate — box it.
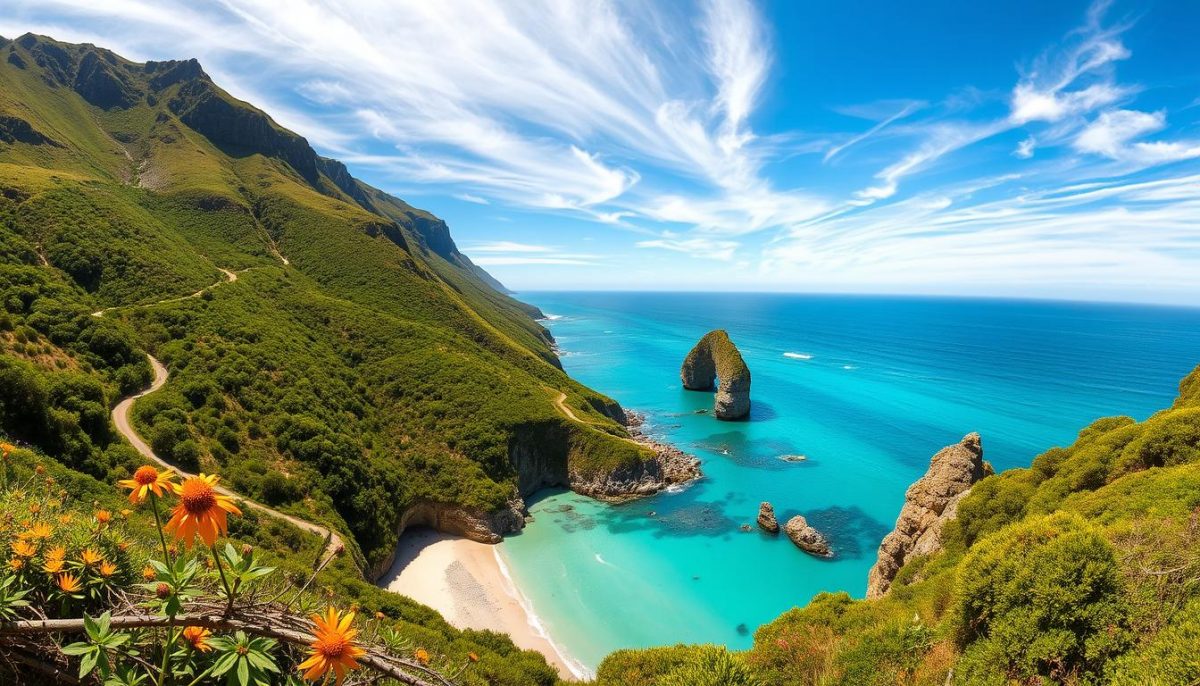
[954,512,1130,683]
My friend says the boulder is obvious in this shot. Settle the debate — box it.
[680,330,751,420]
[757,502,780,533]
[866,433,988,599]
[785,515,831,557]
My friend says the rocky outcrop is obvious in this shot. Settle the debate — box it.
[368,498,526,581]
[681,330,752,420]
[572,411,702,500]
[866,432,988,599]
[785,515,831,557]
[757,502,780,533]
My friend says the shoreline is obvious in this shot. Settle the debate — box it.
[378,528,588,680]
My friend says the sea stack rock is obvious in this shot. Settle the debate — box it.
[866,433,988,599]
[784,515,831,557]
[680,330,751,420]
[757,502,780,533]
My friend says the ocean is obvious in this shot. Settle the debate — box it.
[496,292,1200,675]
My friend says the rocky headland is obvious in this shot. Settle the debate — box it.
[680,329,752,420]
[866,432,990,598]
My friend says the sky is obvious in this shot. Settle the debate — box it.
[3,0,1200,303]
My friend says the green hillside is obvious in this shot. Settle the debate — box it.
[0,33,654,573]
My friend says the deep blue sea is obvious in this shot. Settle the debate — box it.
[497,292,1200,675]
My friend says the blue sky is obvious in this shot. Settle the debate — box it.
[4,0,1200,303]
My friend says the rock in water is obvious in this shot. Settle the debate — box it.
[757,502,780,533]
[866,433,989,599]
[680,330,751,420]
[785,515,831,557]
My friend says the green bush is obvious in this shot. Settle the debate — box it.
[954,512,1130,683]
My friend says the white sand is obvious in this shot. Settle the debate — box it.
[379,529,581,680]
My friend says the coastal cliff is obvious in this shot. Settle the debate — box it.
[681,330,752,420]
[866,432,989,598]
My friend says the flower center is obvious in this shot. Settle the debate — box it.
[318,637,347,659]
[134,466,159,485]
[180,480,217,514]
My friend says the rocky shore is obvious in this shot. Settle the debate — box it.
[574,409,702,500]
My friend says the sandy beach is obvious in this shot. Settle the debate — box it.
[379,529,582,680]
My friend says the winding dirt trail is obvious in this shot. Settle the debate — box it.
[105,268,345,566]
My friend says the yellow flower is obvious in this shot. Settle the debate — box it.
[117,466,177,505]
[8,558,24,572]
[34,464,44,475]
[164,474,242,548]
[56,572,82,593]
[80,548,104,567]
[28,522,52,539]
[142,565,157,581]
[297,608,365,685]
[468,652,479,663]
[58,514,73,525]
[11,540,36,558]
[95,510,112,526]
[414,648,430,665]
[43,559,64,574]
[181,626,213,652]
[120,509,133,519]
[45,546,66,562]
[99,561,118,577]
[0,441,14,459]
[28,503,40,515]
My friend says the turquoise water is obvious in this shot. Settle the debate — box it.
[498,293,1200,674]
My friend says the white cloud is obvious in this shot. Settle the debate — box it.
[466,241,553,253]
[636,235,739,260]
[1074,109,1200,165]
[1014,136,1036,159]
[455,193,490,205]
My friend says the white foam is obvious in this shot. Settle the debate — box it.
[594,553,613,567]
[541,313,564,321]
[783,352,813,360]
[842,364,857,370]
[493,548,593,680]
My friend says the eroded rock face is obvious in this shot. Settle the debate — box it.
[866,432,987,599]
[785,515,831,557]
[757,502,780,533]
[681,330,751,420]
[368,498,526,580]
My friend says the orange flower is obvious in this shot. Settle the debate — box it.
[43,558,65,574]
[34,464,45,475]
[468,652,479,663]
[80,548,104,567]
[118,466,176,505]
[297,608,365,685]
[95,510,112,526]
[7,558,23,572]
[28,503,40,515]
[414,648,430,666]
[11,540,36,558]
[181,626,213,652]
[99,561,117,577]
[28,522,52,539]
[58,514,73,525]
[164,474,241,548]
[57,572,82,593]
[142,565,157,581]
[45,546,66,562]
[0,441,14,459]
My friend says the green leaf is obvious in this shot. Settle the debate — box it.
[236,656,250,686]
[60,642,93,656]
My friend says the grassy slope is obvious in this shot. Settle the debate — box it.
[0,34,651,575]
[597,366,1200,685]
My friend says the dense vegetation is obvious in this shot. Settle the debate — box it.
[595,365,1200,685]
[0,33,651,573]
[0,444,560,685]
